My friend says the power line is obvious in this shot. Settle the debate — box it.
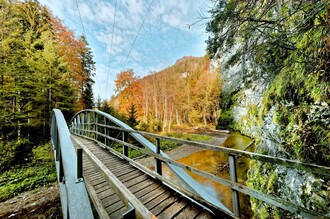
[74,0,86,36]
[123,0,154,68]
[74,0,101,95]
[106,0,118,94]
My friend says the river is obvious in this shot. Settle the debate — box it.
[162,131,254,218]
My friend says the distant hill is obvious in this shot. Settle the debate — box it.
[111,56,221,131]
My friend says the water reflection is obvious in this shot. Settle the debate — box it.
[163,132,254,217]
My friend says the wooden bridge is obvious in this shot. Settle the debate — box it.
[50,109,330,219]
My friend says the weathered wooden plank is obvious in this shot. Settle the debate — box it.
[95,184,112,194]
[118,171,145,183]
[139,186,166,205]
[195,211,214,219]
[83,166,110,219]
[89,177,106,187]
[73,135,223,218]
[134,182,163,199]
[93,181,108,190]
[110,206,130,219]
[123,174,150,188]
[102,194,120,208]
[129,179,155,194]
[98,159,125,167]
[106,199,126,214]
[74,138,154,219]
[87,174,105,183]
[98,188,116,200]
[112,167,138,178]
[173,204,202,219]
[145,190,173,210]
[157,198,188,219]
[107,163,132,172]
[151,194,180,216]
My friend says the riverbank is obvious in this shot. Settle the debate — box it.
[0,183,61,218]
[136,134,227,168]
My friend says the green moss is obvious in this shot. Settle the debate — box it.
[0,143,56,202]
[259,206,269,219]
[217,110,233,129]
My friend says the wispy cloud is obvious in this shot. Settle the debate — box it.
[39,0,212,99]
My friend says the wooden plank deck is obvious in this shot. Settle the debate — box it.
[72,135,219,219]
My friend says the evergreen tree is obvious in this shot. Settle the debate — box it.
[127,104,138,128]
[0,0,87,169]
[78,35,95,110]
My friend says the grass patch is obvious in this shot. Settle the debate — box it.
[109,132,212,158]
[164,132,212,142]
[0,143,57,202]
[161,132,212,151]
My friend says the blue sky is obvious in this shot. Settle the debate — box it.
[39,0,212,99]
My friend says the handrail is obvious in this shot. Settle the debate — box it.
[51,109,94,219]
[70,109,231,215]
[70,109,330,218]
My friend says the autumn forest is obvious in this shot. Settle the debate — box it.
[110,56,221,132]
[0,0,220,205]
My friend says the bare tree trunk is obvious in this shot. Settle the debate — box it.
[175,109,180,125]
[162,95,167,132]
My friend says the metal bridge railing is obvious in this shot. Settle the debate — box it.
[70,109,330,219]
[51,109,94,219]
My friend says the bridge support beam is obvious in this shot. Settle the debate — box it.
[229,154,240,218]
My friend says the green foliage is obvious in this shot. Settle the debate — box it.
[0,0,95,150]
[78,35,95,110]
[127,104,138,128]
[161,132,212,151]
[136,120,161,132]
[0,139,33,171]
[207,1,330,216]
[165,132,211,142]
[217,110,233,129]
[0,143,56,202]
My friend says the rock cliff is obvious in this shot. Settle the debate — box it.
[207,1,330,217]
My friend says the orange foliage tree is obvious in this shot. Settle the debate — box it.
[51,16,94,110]
[111,56,220,131]
[114,69,142,117]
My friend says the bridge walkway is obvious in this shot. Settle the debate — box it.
[72,135,218,219]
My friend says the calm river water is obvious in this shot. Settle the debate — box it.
[163,132,254,217]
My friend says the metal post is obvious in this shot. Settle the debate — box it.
[229,154,240,217]
[73,118,77,134]
[76,116,80,135]
[77,148,83,181]
[74,117,76,134]
[81,113,85,136]
[95,112,98,141]
[106,119,110,146]
[155,138,162,175]
[87,112,90,137]
[123,131,128,157]
[104,117,107,145]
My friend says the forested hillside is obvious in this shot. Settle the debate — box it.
[111,56,221,131]
[206,0,329,217]
[0,0,95,201]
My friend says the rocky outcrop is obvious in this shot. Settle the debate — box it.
[211,43,330,218]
